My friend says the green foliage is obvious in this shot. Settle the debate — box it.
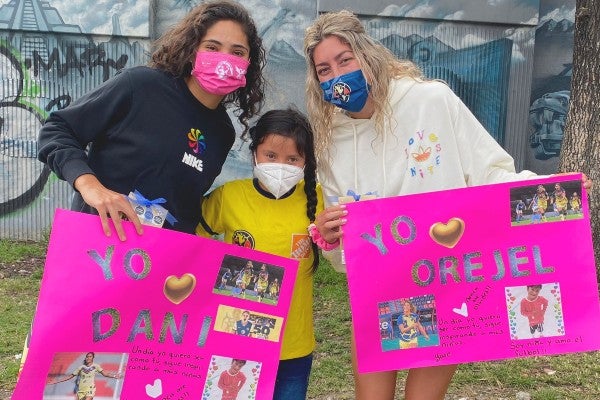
[0,240,46,264]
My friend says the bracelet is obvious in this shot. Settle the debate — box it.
[308,223,340,251]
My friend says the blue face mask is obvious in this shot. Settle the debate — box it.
[320,69,370,112]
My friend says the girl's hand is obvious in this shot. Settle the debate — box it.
[315,204,347,244]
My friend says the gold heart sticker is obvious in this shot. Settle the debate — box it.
[163,273,196,304]
[429,217,465,248]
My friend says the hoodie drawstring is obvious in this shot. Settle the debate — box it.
[353,124,359,191]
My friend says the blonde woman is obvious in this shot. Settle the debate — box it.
[303,9,591,400]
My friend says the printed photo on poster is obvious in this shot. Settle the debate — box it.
[201,355,261,400]
[378,294,440,351]
[505,282,565,340]
[214,305,284,342]
[510,179,583,226]
[215,255,285,305]
[43,351,128,399]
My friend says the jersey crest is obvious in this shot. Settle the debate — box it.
[232,230,255,249]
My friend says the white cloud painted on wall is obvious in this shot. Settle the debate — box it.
[45,0,149,37]
[539,5,575,24]
[369,0,538,25]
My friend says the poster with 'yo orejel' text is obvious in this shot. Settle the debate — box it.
[342,174,600,373]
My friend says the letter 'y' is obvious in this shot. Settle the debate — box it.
[88,245,115,280]
[360,223,388,255]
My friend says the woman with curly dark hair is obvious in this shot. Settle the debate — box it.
[38,0,266,239]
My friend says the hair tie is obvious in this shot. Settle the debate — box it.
[308,223,339,251]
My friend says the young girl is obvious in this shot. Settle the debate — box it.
[196,108,323,400]
[218,359,247,400]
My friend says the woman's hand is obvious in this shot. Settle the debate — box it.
[315,204,348,244]
[582,173,592,190]
[74,174,143,241]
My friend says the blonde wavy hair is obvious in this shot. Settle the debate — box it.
[304,10,423,159]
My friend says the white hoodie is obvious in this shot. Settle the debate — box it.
[319,77,537,272]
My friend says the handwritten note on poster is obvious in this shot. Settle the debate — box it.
[342,174,600,373]
[13,209,298,399]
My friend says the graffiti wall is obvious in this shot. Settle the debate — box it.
[0,0,573,240]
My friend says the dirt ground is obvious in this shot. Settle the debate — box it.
[0,255,43,278]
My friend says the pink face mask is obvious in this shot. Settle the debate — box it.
[191,51,250,96]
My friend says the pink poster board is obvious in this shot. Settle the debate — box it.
[342,174,600,373]
[13,209,298,399]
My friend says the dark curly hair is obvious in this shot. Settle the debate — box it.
[149,0,265,135]
[249,108,320,273]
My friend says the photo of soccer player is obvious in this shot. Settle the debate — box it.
[44,352,127,399]
[214,255,285,305]
[505,282,565,340]
[509,179,584,226]
[378,294,440,352]
[214,305,283,342]
[202,355,261,400]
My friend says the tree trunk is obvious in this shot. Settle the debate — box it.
[558,0,600,269]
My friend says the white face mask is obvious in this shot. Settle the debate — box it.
[253,160,304,199]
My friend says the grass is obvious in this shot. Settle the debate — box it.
[0,240,46,264]
[0,240,45,399]
[2,239,600,399]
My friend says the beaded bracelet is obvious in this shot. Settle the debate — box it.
[308,223,340,251]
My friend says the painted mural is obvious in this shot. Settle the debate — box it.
[0,0,149,239]
[320,0,541,25]
[0,0,574,239]
[527,0,575,173]
[0,0,150,37]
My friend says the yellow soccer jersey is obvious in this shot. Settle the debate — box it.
[555,195,568,210]
[570,197,581,209]
[197,179,324,360]
[72,363,103,396]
